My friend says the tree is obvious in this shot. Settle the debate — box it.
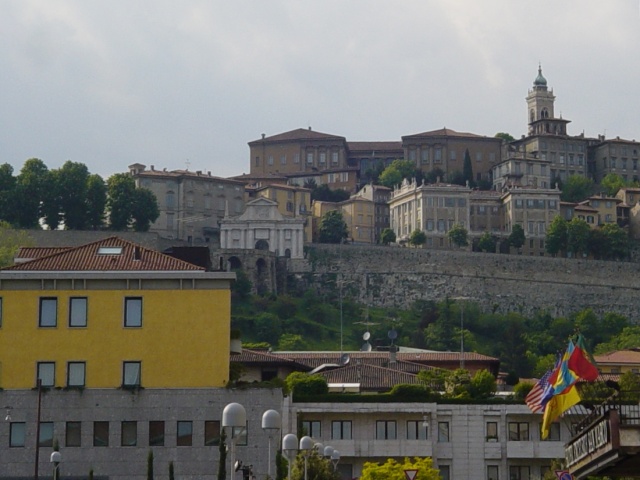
[147,450,154,480]
[463,148,474,187]
[424,167,445,184]
[469,369,497,399]
[318,210,348,243]
[106,174,159,231]
[545,215,568,256]
[86,174,107,229]
[601,223,629,260]
[380,228,396,245]
[278,333,308,351]
[14,158,49,228]
[508,224,525,250]
[566,217,591,257]
[0,163,17,224]
[561,175,594,202]
[218,428,227,480]
[290,451,340,480]
[448,223,468,248]
[594,326,640,354]
[131,188,160,232]
[0,221,33,267]
[360,457,441,480]
[408,229,426,247]
[601,173,626,197]
[378,159,419,188]
[477,231,496,253]
[587,227,608,259]
[57,161,91,229]
[310,184,349,202]
[285,372,328,397]
[495,132,515,143]
[448,170,466,186]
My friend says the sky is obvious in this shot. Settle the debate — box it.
[2,1,640,180]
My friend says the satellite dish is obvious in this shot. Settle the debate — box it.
[361,342,372,352]
[363,331,371,341]
[388,329,398,340]
[340,353,351,366]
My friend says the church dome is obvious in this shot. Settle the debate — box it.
[534,65,547,86]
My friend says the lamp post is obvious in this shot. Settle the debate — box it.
[222,403,247,480]
[50,451,61,480]
[299,436,314,480]
[330,450,340,472]
[451,297,471,370]
[261,410,281,479]
[282,433,298,480]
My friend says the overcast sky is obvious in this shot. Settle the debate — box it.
[2,1,640,180]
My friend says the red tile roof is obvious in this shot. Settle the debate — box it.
[318,363,420,391]
[403,128,487,139]
[250,128,346,144]
[347,141,403,152]
[2,236,204,272]
[594,349,640,365]
[15,247,72,261]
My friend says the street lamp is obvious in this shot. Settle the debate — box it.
[331,450,341,472]
[451,297,471,369]
[50,451,61,480]
[223,403,247,480]
[261,410,281,479]
[299,436,314,480]
[282,433,298,480]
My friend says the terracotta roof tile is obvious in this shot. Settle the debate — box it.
[318,363,420,391]
[3,236,203,272]
[250,128,346,144]
[403,128,488,139]
[15,247,72,261]
[594,349,640,364]
[231,349,312,370]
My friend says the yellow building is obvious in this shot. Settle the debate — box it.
[0,236,235,390]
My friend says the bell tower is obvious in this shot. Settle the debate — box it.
[525,65,569,136]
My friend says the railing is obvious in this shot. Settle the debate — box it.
[573,390,640,436]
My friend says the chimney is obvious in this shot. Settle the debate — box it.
[133,246,141,261]
[389,345,397,365]
[261,133,265,139]
[196,170,202,176]
[150,165,155,171]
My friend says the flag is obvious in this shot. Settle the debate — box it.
[525,369,553,413]
[551,340,579,396]
[540,354,564,407]
[568,334,599,381]
[541,383,581,439]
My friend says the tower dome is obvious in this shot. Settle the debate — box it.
[534,64,547,86]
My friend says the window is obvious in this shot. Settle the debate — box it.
[66,421,81,447]
[94,421,109,446]
[439,465,450,480]
[67,362,86,387]
[294,153,300,164]
[545,422,561,441]
[331,420,352,440]
[421,149,429,164]
[39,422,54,447]
[123,361,141,387]
[167,213,174,231]
[10,422,26,447]
[255,156,260,166]
[280,155,286,165]
[306,152,313,164]
[407,420,427,440]
[376,420,397,440]
[177,421,193,446]
[166,192,175,208]
[487,465,499,480]
[268,155,274,165]
[149,421,165,446]
[124,297,142,327]
[486,422,498,440]
[450,150,457,161]
[509,466,530,480]
[98,246,123,255]
[332,152,339,164]
[205,420,221,446]
[69,297,87,327]
[39,297,57,327]
[434,148,442,163]
[438,422,450,442]
[302,420,321,438]
[37,362,55,387]
[508,422,529,441]
[319,152,326,164]
[476,152,483,162]
[121,421,137,446]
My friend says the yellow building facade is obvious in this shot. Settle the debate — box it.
[0,237,234,390]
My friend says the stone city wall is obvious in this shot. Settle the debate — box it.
[288,245,640,319]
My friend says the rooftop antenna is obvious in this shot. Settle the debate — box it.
[185,159,191,171]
